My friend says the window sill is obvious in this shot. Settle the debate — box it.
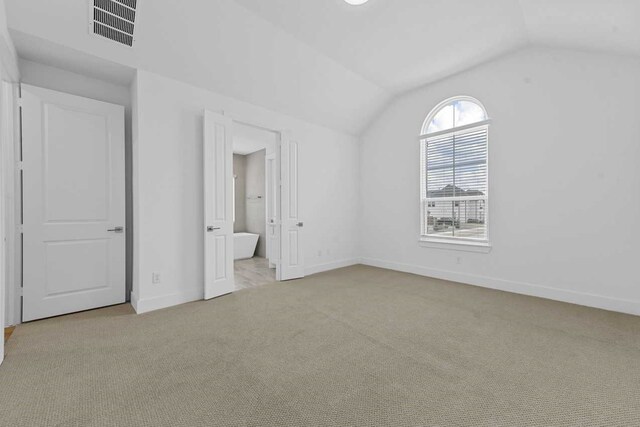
[418,238,492,253]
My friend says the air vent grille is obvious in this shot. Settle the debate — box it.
[94,22,134,47]
[94,9,134,35]
[91,0,138,47]
[116,0,137,8]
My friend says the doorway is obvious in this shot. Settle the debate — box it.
[20,85,126,321]
[202,111,304,301]
[231,122,277,290]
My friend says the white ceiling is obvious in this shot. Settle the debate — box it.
[6,0,388,135]
[5,0,640,136]
[233,0,529,93]
[235,0,640,92]
[519,0,640,56]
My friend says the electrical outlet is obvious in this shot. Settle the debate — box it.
[152,272,161,284]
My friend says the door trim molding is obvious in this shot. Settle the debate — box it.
[2,82,21,327]
[230,117,285,282]
[20,84,126,322]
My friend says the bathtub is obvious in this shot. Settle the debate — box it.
[234,232,259,260]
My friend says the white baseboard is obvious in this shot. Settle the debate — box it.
[130,291,140,313]
[129,260,358,315]
[131,289,203,314]
[305,258,360,276]
[360,258,640,316]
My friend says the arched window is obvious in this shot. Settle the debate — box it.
[420,97,490,245]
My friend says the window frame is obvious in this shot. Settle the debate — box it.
[419,96,491,250]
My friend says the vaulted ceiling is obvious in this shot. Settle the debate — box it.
[6,0,640,135]
[236,0,640,92]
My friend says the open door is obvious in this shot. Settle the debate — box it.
[203,110,234,299]
[277,132,304,281]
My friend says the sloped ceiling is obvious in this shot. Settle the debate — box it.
[233,0,530,93]
[519,0,640,56]
[235,0,640,92]
[5,0,388,135]
[6,0,640,135]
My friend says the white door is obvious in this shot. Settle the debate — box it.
[278,132,304,281]
[21,85,125,322]
[265,153,277,269]
[203,110,235,299]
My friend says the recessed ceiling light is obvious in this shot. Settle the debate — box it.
[344,0,369,5]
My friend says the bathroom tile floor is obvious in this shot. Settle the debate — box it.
[235,257,276,290]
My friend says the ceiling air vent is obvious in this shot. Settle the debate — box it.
[91,0,138,47]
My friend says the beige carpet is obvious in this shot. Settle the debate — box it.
[1,265,639,427]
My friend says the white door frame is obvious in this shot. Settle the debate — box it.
[203,111,305,296]
[6,84,129,324]
[0,83,7,363]
[1,82,20,328]
[265,152,276,269]
[231,119,282,280]
[1,81,20,363]
[229,118,304,283]
[21,85,126,322]
[0,26,20,345]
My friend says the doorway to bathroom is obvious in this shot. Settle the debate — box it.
[232,122,277,290]
[203,111,304,300]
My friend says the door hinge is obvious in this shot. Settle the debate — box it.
[16,224,23,233]
[16,161,23,171]
[17,97,23,108]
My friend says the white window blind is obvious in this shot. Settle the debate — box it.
[420,99,489,243]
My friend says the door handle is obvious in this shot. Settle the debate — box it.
[207,226,221,232]
[296,222,304,227]
[108,226,124,233]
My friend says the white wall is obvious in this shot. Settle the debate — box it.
[131,70,360,313]
[245,149,267,258]
[232,154,247,233]
[360,47,640,315]
[18,59,130,107]
[18,59,135,300]
[232,149,268,256]
[0,55,6,365]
